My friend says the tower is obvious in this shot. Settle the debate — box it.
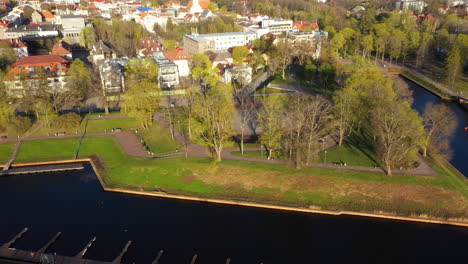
[190,0,203,14]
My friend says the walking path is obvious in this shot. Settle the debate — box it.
[1,114,437,176]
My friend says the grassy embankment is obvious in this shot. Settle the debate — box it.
[0,143,15,164]
[2,132,467,220]
[27,117,180,156]
[400,70,451,97]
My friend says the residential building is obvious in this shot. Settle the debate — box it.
[90,40,116,65]
[183,31,257,54]
[287,30,328,59]
[395,0,427,13]
[4,8,24,25]
[3,55,71,97]
[52,40,72,59]
[152,52,180,88]
[31,10,44,23]
[293,21,319,31]
[0,20,9,39]
[60,15,85,45]
[4,24,61,40]
[248,13,269,23]
[0,39,28,59]
[41,11,56,23]
[163,47,191,77]
[136,37,164,57]
[99,58,127,94]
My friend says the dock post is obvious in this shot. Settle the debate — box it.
[190,254,198,264]
[151,249,164,264]
[1,228,28,249]
[37,232,61,254]
[75,236,96,258]
[225,257,231,264]
[112,240,132,264]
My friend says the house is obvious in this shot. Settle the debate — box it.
[200,9,213,19]
[0,39,28,59]
[152,52,180,88]
[41,11,56,23]
[0,20,10,39]
[184,13,200,23]
[90,40,116,65]
[4,8,24,25]
[248,13,269,22]
[31,10,44,24]
[163,47,191,77]
[3,55,71,97]
[99,58,127,94]
[395,0,427,13]
[60,15,85,45]
[293,21,319,31]
[212,52,233,69]
[187,0,211,10]
[52,40,72,59]
[164,0,181,9]
[136,37,164,57]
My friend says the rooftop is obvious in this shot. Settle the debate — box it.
[185,31,256,42]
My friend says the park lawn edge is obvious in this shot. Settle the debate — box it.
[4,135,468,223]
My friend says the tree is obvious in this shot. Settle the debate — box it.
[421,103,456,157]
[61,59,93,111]
[371,100,423,176]
[122,80,161,129]
[191,53,219,92]
[361,34,373,59]
[416,32,433,67]
[126,58,159,85]
[332,87,358,146]
[163,39,177,51]
[81,27,95,49]
[0,42,16,70]
[192,83,235,161]
[232,46,249,64]
[238,97,256,154]
[283,95,331,169]
[269,39,291,80]
[445,45,462,89]
[258,95,284,160]
[182,85,200,138]
[35,99,57,132]
[0,101,14,127]
[149,0,159,7]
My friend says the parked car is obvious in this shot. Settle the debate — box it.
[0,135,7,140]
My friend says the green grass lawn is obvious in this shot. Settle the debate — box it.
[254,87,294,95]
[84,118,140,133]
[15,138,79,163]
[232,150,268,159]
[139,123,182,155]
[9,135,468,219]
[270,72,291,85]
[0,143,15,164]
[318,143,377,167]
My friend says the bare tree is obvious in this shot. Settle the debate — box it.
[421,103,457,157]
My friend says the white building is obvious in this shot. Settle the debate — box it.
[190,0,203,13]
[183,31,257,54]
[395,0,427,13]
[247,19,293,38]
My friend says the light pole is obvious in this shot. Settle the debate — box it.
[324,150,327,164]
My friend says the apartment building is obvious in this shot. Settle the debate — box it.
[183,31,257,54]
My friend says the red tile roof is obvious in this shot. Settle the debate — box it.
[163,47,190,61]
[52,40,72,56]
[187,0,210,9]
[136,37,163,56]
[293,21,319,31]
[41,11,55,19]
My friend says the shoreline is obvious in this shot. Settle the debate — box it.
[3,159,468,228]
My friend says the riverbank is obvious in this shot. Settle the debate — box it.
[3,155,467,227]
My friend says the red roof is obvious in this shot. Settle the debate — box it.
[293,21,319,31]
[136,37,163,56]
[52,40,72,56]
[163,47,190,61]
[41,11,55,19]
[187,0,210,9]
[12,55,70,67]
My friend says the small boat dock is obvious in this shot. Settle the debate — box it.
[0,163,84,176]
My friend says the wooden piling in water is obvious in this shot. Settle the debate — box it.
[75,236,96,258]
[37,232,61,254]
[190,254,198,264]
[1,228,28,249]
[112,240,132,264]
[151,249,164,264]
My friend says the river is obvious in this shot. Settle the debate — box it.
[404,79,468,177]
[0,167,467,264]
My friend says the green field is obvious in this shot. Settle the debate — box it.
[15,138,79,163]
[139,123,182,155]
[318,143,377,167]
[0,143,15,164]
[85,118,140,133]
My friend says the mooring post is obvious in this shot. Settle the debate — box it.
[112,240,132,264]
[37,232,61,254]
[1,228,28,249]
[75,236,96,258]
[225,257,231,264]
[190,254,198,264]
[151,249,164,264]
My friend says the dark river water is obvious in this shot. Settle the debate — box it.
[0,167,467,264]
[404,79,468,177]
